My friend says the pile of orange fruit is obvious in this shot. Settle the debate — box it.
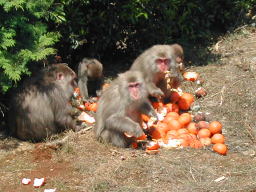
[133,72,228,156]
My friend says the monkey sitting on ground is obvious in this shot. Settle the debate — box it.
[8,63,79,142]
[95,71,158,148]
[129,44,184,100]
[77,58,103,99]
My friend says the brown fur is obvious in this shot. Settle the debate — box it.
[8,63,77,141]
[95,71,157,148]
[130,44,184,99]
[78,58,103,99]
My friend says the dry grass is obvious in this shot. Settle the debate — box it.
[0,27,256,192]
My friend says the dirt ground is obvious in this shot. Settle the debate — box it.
[0,26,256,192]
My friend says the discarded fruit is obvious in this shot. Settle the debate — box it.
[146,141,160,150]
[177,128,189,135]
[193,113,206,122]
[209,121,222,134]
[197,128,211,138]
[87,103,97,112]
[136,133,147,140]
[170,91,180,103]
[187,122,198,135]
[199,137,212,146]
[196,121,210,129]
[211,133,225,144]
[195,87,207,98]
[178,113,192,127]
[141,114,150,122]
[190,139,203,148]
[167,119,182,130]
[178,93,195,110]
[213,143,228,155]
[183,72,199,81]
[166,130,179,139]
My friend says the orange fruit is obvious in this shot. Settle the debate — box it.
[187,122,198,135]
[131,142,138,149]
[157,122,170,132]
[149,127,162,139]
[199,138,212,146]
[146,141,160,150]
[141,114,150,122]
[196,121,209,129]
[178,113,192,127]
[167,119,182,130]
[170,91,180,103]
[166,130,179,139]
[211,133,225,144]
[188,133,197,141]
[165,103,179,113]
[197,128,211,138]
[178,93,194,110]
[183,72,199,81]
[165,112,179,119]
[87,103,97,112]
[150,122,169,139]
[136,133,147,140]
[178,133,196,144]
[190,139,203,148]
[152,102,164,109]
[209,121,222,134]
[163,115,177,124]
[213,143,228,155]
[177,128,189,135]
[180,138,189,147]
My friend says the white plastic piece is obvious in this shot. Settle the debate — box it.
[33,178,45,188]
[21,178,31,185]
[77,112,95,124]
[44,189,57,192]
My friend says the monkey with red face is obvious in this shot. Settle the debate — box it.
[95,71,157,148]
[8,63,78,141]
[130,44,184,100]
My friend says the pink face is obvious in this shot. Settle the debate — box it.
[128,82,141,100]
[156,58,170,72]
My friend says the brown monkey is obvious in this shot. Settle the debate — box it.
[130,44,184,99]
[95,71,157,148]
[77,58,103,99]
[8,63,78,141]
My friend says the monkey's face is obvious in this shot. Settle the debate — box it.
[128,82,142,100]
[155,58,171,72]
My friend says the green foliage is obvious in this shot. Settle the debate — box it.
[0,0,62,93]
[53,0,254,64]
[0,0,254,93]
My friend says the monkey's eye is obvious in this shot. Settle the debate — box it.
[156,58,170,65]
[128,82,141,88]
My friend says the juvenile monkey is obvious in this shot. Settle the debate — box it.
[130,44,184,99]
[78,58,103,99]
[95,71,157,148]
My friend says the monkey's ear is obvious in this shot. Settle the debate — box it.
[56,72,65,80]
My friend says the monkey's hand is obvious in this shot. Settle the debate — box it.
[124,123,144,138]
[132,123,145,138]
[148,110,158,122]
[150,88,164,99]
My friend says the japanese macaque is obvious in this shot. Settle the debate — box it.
[8,63,78,141]
[95,71,157,148]
[77,58,103,99]
[130,44,184,99]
